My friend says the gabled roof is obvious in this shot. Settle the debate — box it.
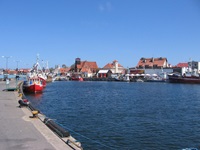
[103,60,123,69]
[19,69,30,73]
[137,57,167,68]
[81,67,92,73]
[60,68,70,73]
[103,63,113,68]
[176,63,188,68]
[7,70,18,74]
[77,61,98,69]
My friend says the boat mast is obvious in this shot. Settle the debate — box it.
[36,53,40,73]
[189,58,192,73]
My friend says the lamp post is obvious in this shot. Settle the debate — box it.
[15,60,21,70]
[2,56,12,71]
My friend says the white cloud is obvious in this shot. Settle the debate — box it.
[105,2,112,11]
[98,2,113,12]
[99,4,105,12]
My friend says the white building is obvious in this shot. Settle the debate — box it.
[103,60,125,74]
[188,61,200,73]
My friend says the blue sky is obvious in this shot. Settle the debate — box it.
[0,0,200,69]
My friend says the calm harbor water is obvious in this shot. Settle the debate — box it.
[26,81,200,150]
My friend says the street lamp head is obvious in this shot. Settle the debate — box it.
[2,56,12,58]
[2,56,12,70]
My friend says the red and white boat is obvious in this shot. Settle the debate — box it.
[23,56,47,93]
[71,74,83,81]
[23,75,46,93]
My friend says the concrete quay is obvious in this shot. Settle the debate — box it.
[0,79,80,150]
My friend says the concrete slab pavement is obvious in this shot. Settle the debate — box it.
[0,79,76,150]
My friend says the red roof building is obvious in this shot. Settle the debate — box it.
[97,70,112,78]
[137,57,168,68]
[71,59,99,77]
[76,61,98,73]
[7,70,18,75]
[103,60,125,74]
[59,68,70,75]
[176,63,188,68]
[18,69,30,74]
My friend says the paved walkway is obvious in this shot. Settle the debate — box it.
[0,79,74,150]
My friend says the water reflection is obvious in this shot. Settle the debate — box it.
[26,93,42,100]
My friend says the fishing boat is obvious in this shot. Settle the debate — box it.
[23,75,46,93]
[23,56,47,93]
[168,69,200,84]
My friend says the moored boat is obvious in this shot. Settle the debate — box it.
[23,55,47,92]
[23,76,45,93]
[136,78,144,82]
[168,69,200,84]
[147,76,166,82]
[168,74,200,84]
[71,76,83,81]
[71,73,83,81]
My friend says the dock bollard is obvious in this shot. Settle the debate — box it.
[30,110,39,118]
[18,93,23,98]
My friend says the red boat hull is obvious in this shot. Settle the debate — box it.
[23,75,46,93]
[71,77,83,81]
[24,84,44,93]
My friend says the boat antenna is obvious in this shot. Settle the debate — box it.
[36,53,39,63]
[46,61,49,73]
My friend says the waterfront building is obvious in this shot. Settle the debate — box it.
[54,65,61,75]
[59,67,70,76]
[18,69,30,75]
[129,68,145,74]
[70,58,98,77]
[137,57,169,69]
[0,69,18,75]
[188,61,200,73]
[103,60,125,74]
[130,57,172,78]
[97,69,112,78]
[176,63,188,68]
[173,63,188,75]
[173,61,200,75]
[7,70,18,75]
